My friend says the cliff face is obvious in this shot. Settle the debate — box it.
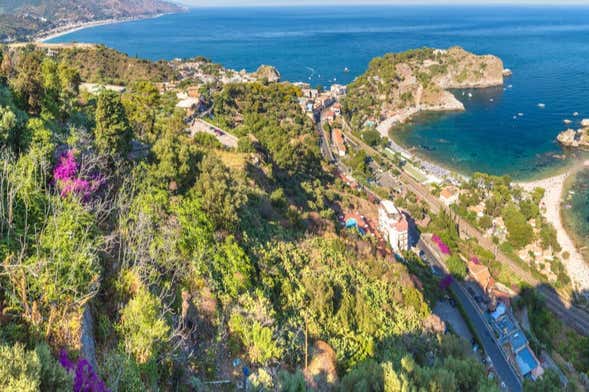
[343,47,504,129]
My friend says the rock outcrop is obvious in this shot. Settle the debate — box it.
[557,127,589,150]
[344,46,505,129]
[255,65,281,83]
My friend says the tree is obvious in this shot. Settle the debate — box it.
[194,154,247,231]
[117,288,170,364]
[151,111,199,190]
[502,204,533,249]
[10,48,43,114]
[94,90,132,157]
[523,369,561,392]
[228,313,282,365]
[213,236,253,298]
[122,81,160,143]
[362,129,383,147]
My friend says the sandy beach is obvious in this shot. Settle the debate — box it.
[519,161,589,293]
[35,13,168,43]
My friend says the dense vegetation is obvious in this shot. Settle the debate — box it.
[56,46,176,86]
[0,45,502,390]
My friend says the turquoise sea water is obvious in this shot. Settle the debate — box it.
[563,169,589,259]
[48,5,589,235]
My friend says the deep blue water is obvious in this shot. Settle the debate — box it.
[49,6,589,179]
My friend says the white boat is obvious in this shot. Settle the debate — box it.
[468,92,473,98]
[573,112,579,116]
[508,84,513,88]
[537,103,545,108]
[490,98,494,102]
[564,119,572,124]
[518,113,524,117]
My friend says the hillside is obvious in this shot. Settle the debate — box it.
[0,0,184,42]
[342,46,504,131]
[0,44,503,391]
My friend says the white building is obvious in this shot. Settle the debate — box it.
[378,200,409,253]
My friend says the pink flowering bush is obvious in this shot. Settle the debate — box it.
[59,349,110,392]
[432,234,451,255]
[53,150,103,201]
[470,256,480,265]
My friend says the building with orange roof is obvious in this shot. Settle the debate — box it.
[467,259,493,293]
[440,185,459,206]
[332,128,346,157]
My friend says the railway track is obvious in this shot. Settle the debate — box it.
[336,117,589,336]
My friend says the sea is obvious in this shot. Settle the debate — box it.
[48,5,589,239]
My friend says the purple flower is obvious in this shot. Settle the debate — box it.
[54,151,79,181]
[432,235,451,255]
[59,349,75,371]
[470,256,480,265]
[53,150,105,201]
[59,350,110,392]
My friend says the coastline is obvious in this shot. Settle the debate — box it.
[35,13,172,43]
[562,167,589,262]
[518,160,589,293]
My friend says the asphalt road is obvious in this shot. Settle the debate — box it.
[336,116,589,336]
[419,239,523,392]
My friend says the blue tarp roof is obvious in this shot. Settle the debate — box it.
[515,347,538,376]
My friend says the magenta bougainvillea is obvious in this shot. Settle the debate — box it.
[470,256,480,265]
[432,235,451,255]
[53,150,103,201]
[59,349,110,392]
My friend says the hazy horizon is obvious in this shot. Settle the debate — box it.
[176,0,589,7]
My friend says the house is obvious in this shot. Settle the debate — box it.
[301,88,319,99]
[332,129,346,157]
[176,97,201,115]
[439,186,459,206]
[187,86,201,98]
[325,110,337,124]
[468,203,485,218]
[378,200,409,253]
[467,260,493,293]
[330,84,347,96]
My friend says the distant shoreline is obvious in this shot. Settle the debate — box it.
[36,12,173,43]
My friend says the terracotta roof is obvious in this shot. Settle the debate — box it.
[440,186,458,199]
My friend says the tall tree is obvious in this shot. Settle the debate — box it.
[94,90,132,157]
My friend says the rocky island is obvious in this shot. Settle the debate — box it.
[342,46,505,133]
[557,121,589,150]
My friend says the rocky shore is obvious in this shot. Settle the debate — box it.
[557,122,589,150]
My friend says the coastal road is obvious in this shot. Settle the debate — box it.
[317,112,335,163]
[337,116,589,336]
[419,238,523,392]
